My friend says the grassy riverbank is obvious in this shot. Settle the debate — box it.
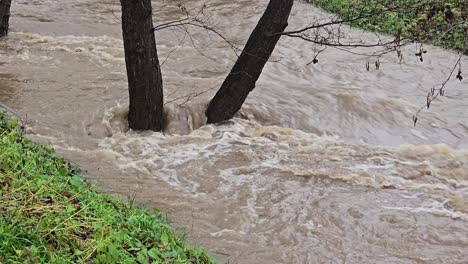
[309,0,467,52]
[0,113,215,263]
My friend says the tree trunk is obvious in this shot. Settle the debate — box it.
[206,0,294,124]
[120,0,164,131]
[0,0,12,37]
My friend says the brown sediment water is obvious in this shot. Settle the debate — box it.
[1,0,467,263]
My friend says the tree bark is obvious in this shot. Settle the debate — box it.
[206,0,294,124]
[120,0,164,131]
[0,0,12,37]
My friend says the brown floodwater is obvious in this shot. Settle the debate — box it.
[1,0,467,263]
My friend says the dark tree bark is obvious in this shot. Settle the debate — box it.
[120,0,164,131]
[0,0,12,37]
[206,0,294,124]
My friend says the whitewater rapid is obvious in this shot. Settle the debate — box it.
[1,0,467,263]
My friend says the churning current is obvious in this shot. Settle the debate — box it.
[1,0,467,263]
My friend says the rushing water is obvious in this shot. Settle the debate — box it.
[1,0,468,263]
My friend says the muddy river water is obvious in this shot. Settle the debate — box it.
[1,0,468,263]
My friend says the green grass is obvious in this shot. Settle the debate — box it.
[0,113,216,264]
[308,0,467,52]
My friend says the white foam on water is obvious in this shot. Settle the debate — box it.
[3,0,468,262]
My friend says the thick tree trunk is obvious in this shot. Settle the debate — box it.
[206,0,294,124]
[120,0,164,131]
[0,0,12,37]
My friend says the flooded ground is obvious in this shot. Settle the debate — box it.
[1,0,467,263]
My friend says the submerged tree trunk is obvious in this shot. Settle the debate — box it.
[0,0,12,37]
[120,0,164,131]
[206,0,294,124]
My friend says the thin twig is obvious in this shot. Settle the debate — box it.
[412,54,463,126]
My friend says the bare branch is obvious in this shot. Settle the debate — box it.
[165,84,219,106]
[153,3,240,59]
[412,53,463,126]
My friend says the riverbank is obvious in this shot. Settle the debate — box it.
[0,113,215,263]
[309,0,467,52]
